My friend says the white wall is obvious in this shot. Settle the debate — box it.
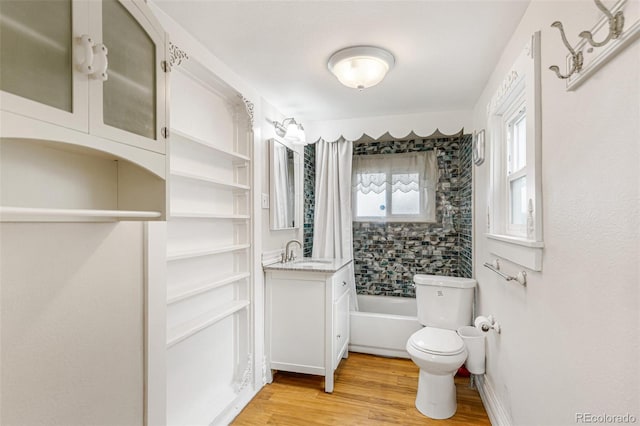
[472,1,639,425]
[1,223,145,426]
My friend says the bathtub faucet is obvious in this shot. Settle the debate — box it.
[284,239,302,262]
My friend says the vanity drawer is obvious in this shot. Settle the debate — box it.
[332,264,351,300]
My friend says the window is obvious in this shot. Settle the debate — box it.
[352,151,436,222]
[486,31,543,271]
[506,103,527,236]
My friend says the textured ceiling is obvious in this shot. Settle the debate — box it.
[153,0,530,121]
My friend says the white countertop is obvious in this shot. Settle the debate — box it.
[263,258,352,273]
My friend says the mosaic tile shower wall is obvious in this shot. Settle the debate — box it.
[351,135,473,297]
[302,134,472,297]
[303,144,315,257]
[458,135,473,278]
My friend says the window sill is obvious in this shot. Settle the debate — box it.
[485,233,544,271]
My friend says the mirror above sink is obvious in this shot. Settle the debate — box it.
[269,138,302,230]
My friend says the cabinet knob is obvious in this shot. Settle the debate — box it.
[342,281,347,286]
[336,334,341,339]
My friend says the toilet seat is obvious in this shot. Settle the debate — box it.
[409,327,465,356]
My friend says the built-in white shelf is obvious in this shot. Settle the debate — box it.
[166,299,250,348]
[171,129,250,162]
[167,244,250,262]
[0,206,161,221]
[170,170,250,191]
[167,272,251,305]
[169,212,250,220]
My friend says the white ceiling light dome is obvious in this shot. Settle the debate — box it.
[327,46,395,90]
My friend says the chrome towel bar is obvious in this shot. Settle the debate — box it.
[483,260,527,286]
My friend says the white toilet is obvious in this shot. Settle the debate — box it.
[406,274,477,419]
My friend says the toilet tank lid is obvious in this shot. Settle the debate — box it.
[413,274,476,288]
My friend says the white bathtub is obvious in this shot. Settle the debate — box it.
[349,294,423,359]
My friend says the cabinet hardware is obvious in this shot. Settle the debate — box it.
[77,34,95,75]
[90,43,108,81]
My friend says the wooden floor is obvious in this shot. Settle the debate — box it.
[232,353,491,425]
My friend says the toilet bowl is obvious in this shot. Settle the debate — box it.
[407,274,476,420]
[406,327,468,419]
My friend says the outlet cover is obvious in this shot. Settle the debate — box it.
[261,193,269,209]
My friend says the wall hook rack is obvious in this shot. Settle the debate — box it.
[549,0,638,85]
[549,21,584,79]
[579,0,625,48]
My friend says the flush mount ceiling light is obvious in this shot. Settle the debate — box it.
[273,117,307,145]
[327,46,395,90]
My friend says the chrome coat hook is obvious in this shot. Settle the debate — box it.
[549,21,584,79]
[579,0,625,48]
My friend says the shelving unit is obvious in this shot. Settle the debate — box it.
[169,212,250,220]
[167,272,251,305]
[0,206,161,221]
[167,300,250,348]
[171,129,251,162]
[165,53,254,425]
[170,170,250,191]
[0,0,169,222]
[167,244,251,262]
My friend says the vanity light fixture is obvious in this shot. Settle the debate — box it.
[327,45,395,90]
[273,117,307,145]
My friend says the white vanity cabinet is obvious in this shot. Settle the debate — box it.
[265,260,352,393]
[0,0,169,221]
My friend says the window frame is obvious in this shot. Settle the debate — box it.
[504,99,527,237]
[486,31,544,271]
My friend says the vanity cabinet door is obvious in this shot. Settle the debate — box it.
[0,0,89,131]
[333,290,349,369]
[268,277,326,371]
[89,0,167,154]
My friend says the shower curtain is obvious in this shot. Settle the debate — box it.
[312,137,359,310]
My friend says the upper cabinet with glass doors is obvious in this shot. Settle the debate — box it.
[0,0,168,156]
[0,0,169,221]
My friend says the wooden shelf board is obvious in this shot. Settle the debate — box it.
[170,170,250,190]
[167,244,251,261]
[170,129,250,162]
[0,206,161,220]
[170,212,250,220]
[166,300,250,348]
[167,272,251,305]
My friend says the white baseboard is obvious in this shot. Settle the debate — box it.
[212,385,259,426]
[475,374,512,426]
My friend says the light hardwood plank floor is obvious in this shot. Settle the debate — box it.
[233,353,491,425]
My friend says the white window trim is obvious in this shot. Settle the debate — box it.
[486,31,544,271]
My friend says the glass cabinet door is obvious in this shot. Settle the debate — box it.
[0,0,89,131]
[89,0,167,154]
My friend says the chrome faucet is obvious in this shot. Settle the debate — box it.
[284,239,302,262]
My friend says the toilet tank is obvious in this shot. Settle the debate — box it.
[414,274,476,329]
